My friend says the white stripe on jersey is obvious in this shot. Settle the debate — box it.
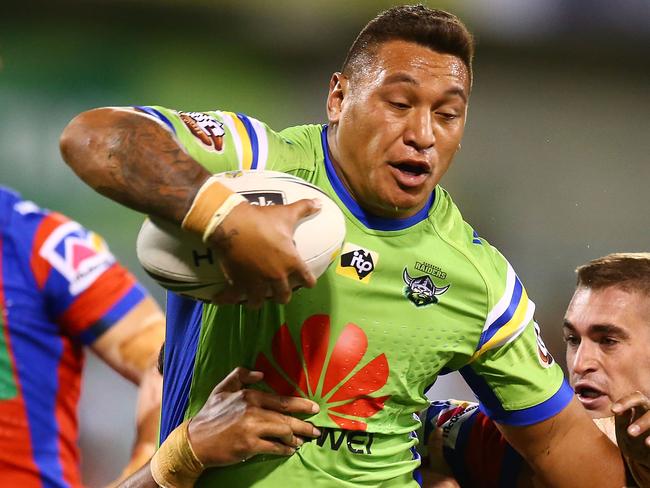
[250,117,269,170]
[482,262,516,333]
[215,111,243,169]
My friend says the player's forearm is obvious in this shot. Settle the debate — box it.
[498,399,626,487]
[115,462,158,488]
[59,107,210,223]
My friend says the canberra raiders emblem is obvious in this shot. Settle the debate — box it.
[402,267,450,307]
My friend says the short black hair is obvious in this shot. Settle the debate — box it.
[342,5,474,85]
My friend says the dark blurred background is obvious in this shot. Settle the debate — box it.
[1,0,648,484]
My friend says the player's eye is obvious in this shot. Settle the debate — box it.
[389,101,410,110]
[563,334,579,347]
[436,111,458,120]
[600,337,619,347]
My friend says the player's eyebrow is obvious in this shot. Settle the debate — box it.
[384,72,419,85]
[563,320,630,339]
[383,73,468,102]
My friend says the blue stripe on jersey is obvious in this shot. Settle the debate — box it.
[77,284,146,345]
[408,430,423,485]
[159,292,203,442]
[475,276,524,351]
[321,126,434,231]
[443,407,477,487]
[461,362,573,425]
[134,106,177,134]
[236,113,259,169]
[2,232,67,486]
[472,230,482,245]
[479,379,573,426]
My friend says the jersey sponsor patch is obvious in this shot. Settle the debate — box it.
[402,266,450,307]
[255,314,390,431]
[533,322,554,368]
[179,111,225,152]
[39,221,115,296]
[336,243,378,284]
[305,426,375,455]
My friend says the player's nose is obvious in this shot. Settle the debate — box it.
[404,110,435,151]
[569,342,599,376]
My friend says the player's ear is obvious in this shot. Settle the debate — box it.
[327,72,348,124]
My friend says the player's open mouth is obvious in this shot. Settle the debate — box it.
[574,383,608,409]
[389,161,430,187]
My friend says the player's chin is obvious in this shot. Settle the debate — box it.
[387,189,432,215]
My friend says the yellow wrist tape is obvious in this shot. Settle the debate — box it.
[150,420,204,488]
[181,176,245,241]
[201,192,247,243]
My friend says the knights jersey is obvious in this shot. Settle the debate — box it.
[0,186,146,488]
[139,106,573,487]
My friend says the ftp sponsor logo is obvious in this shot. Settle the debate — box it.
[241,191,286,206]
[304,427,374,455]
[336,243,379,284]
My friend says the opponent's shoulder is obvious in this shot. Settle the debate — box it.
[0,186,67,245]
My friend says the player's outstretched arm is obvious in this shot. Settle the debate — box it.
[90,296,165,482]
[116,367,321,488]
[497,397,626,487]
[613,391,650,486]
[60,108,318,304]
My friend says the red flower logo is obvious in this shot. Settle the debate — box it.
[254,314,390,431]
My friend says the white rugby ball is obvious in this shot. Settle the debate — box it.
[136,170,346,301]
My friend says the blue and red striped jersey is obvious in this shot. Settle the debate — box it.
[0,186,146,488]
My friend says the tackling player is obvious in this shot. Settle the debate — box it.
[0,185,164,487]
[60,5,626,487]
[422,253,650,487]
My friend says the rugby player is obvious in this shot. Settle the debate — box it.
[59,5,626,487]
[0,185,164,487]
[422,253,650,487]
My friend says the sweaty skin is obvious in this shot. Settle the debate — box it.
[327,40,469,219]
[564,287,650,418]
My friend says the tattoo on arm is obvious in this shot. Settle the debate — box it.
[62,108,211,224]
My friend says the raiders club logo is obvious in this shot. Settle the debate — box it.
[402,267,450,307]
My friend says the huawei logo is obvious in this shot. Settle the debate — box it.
[255,314,390,431]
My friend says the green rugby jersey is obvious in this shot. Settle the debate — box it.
[138,106,573,487]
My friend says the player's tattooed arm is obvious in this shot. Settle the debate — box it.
[60,107,318,305]
[60,107,210,224]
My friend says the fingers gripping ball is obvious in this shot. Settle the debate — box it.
[136,170,346,301]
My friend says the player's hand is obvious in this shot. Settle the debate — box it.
[420,425,460,488]
[188,367,321,467]
[612,391,650,483]
[209,199,321,308]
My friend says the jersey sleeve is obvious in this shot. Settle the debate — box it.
[28,210,146,345]
[132,105,321,175]
[422,400,524,488]
[460,248,573,426]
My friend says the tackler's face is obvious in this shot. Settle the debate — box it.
[327,39,470,219]
[564,286,650,419]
